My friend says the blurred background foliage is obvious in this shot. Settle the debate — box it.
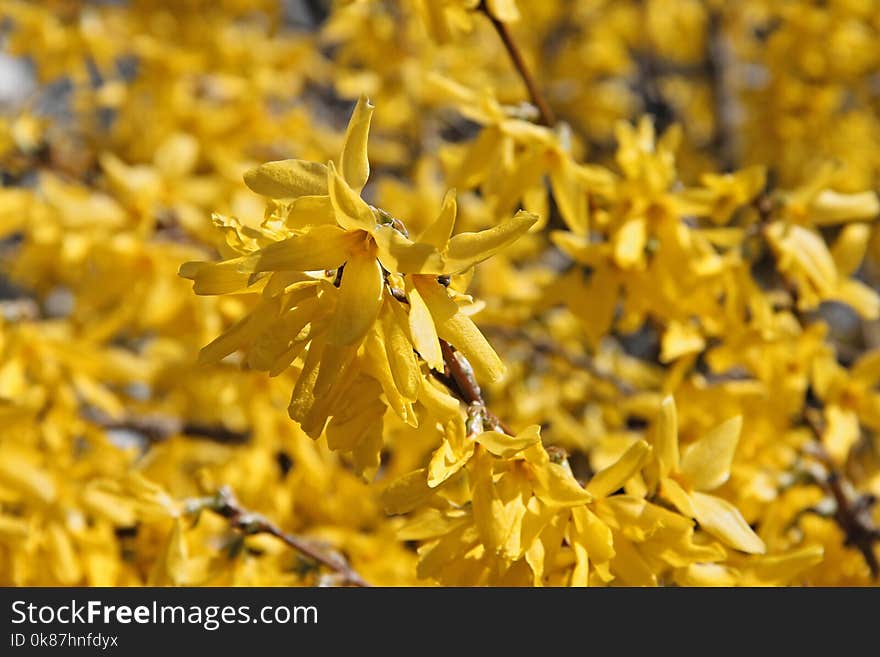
[0,0,879,586]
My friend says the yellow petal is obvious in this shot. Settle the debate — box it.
[0,514,28,540]
[416,525,481,582]
[609,532,657,586]
[47,523,82,585]
[285,195,337,228]
[660,320,705,363]
[473,456,529,557]
[398,509,468,541]
[833,278,880,320]
[363,325,417,425]
[679,415,741,492]
[852,348,880,384]
[810,189,879,224]
[690,491,765,554]
[525,534,547,586]
[300,356,361,439]
[407,283,443,371]
[571,506,615,565]
[659,477,696,517]
[768,223,837,294]
[325,384,385,452]
[675,563,737,587]
[416,0,453,43]
[822,405,860,463]
[550,231,592,262]
[572,266,619,347]
[159,519,189,585]
[418,382,460,427]
[533,462,593,507]
[486,0,520,22]
[450,125,503,188]
[655,396,679,480]
[383,469,432,514]
[288,337,325,427]
[570,507,615,583]
[474,425,541,457]
[585,440,652,499]
[443,210,538,273]
[338,95,374,192]
[312,342,358,398]
[241,225,357,273]
[0,451,56,504]
[831,223,870,276]
[253,296,320,373]
[352,425,384,481]
[82,486,137,527]
[428,434,475,488]
[549,157,588,235]
[739,545,824,586]
[328,251,384,345]
[154,132,198,180]
[414,276,505,382]
[373,224,445,274]
[179,258,254,295]
[570,540,590,587]
[381,302,420,401]
[418,189,457,248]
[244,159,328,198]
[613,216,647,269]
[327,160,376,232]
[198,299,277,364]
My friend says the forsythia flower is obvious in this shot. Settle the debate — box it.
[652,397,765,554]
[181,97,537,475]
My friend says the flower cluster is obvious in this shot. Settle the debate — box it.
[0,0,878,586]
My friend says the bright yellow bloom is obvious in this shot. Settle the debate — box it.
[180,97,536,475]
[651,397,766,554]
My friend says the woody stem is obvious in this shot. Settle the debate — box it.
[190,487,370,587]
[477,2,556,127]
[438,338,513,435]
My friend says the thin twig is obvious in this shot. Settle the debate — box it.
[803,416,880,579]
[84,406,250,445]
[477,2,556,126]
[706,11,737,172]
[189,487,370,587]
[826,471,880,579]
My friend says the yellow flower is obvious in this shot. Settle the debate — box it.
[766,221,879,319]
[652,396,766,554]
[811,348,880,463]
[180,97,536,475]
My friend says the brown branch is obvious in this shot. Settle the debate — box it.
[189,487,370,587]
[477,2,556,127]
[826,471,879,579]
[440,338,482,405]
[438,338,513,435]
[84,406,250,445]
[706,11,737,172]
[333,262,345,288]
[384,271,516,436]
[803,418,880,579]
